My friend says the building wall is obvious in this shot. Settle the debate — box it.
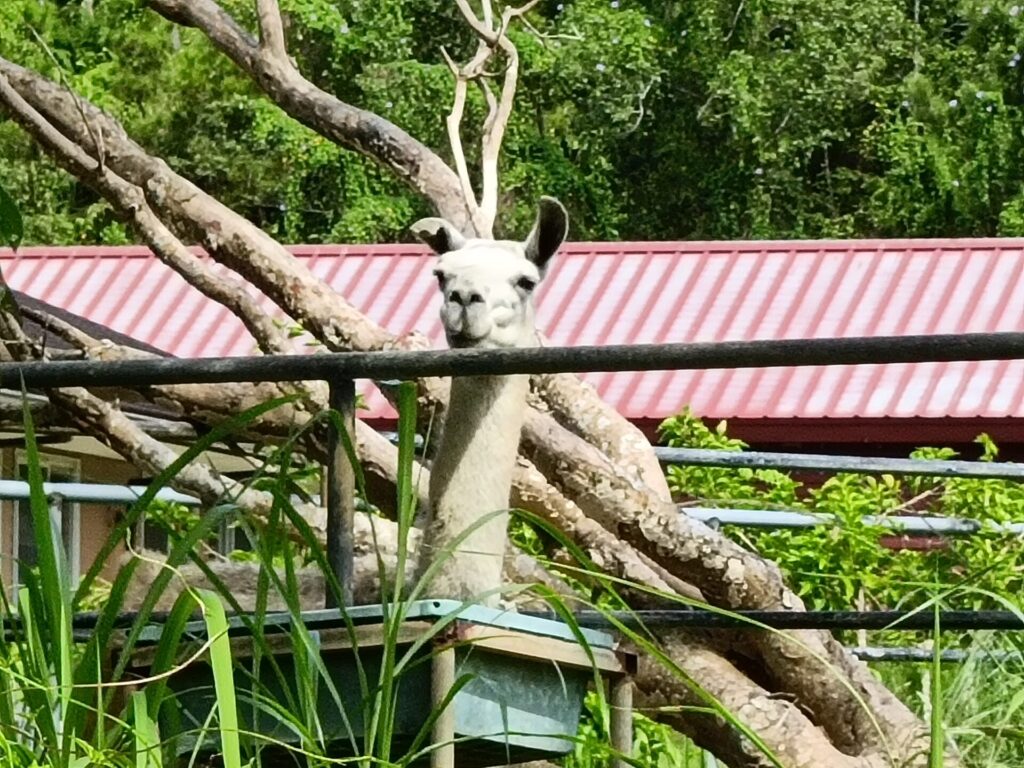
[77,452,136,582]
[0,447,138,593]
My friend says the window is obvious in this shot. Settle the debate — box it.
[13,453,81,586]
[132,505,252,556]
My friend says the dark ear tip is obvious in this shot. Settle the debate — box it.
[539,196,568,216]
[538,196,569,235]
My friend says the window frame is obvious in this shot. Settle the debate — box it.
[12,451,82,586]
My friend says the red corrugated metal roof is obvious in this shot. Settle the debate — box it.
[3,239,1024,424]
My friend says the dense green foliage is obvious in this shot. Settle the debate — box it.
[661,409,1024,612]
[7,0,1024,245]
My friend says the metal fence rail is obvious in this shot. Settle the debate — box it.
[682,507,1024,535]
[657,447,1024,481]
[2,331,1024,387]
[2,333,1022,656]
[542,610,1024,631]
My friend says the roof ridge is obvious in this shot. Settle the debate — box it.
[5,237,1024,260]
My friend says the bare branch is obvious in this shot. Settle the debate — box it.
[0,58,392,353]
[256,0,289,61]
[453,0,499,43]
[637,634,865,768]
[479,35,517,227]
[512,457,701,602]
[449,0,540,231]
[440,47,480,220]
[0,68,294,357]
[530,362,671,499]
[148,0,471,230]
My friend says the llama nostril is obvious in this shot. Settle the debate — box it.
[449,289,464,305]
[468,292,484,304]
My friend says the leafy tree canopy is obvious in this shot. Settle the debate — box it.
[5,0,1024,244]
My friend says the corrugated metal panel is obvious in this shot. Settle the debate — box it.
[3,239,1024,423]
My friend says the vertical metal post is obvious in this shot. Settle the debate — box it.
[325,378,356,608]
[610,675,633,768]
[430,644,456,768]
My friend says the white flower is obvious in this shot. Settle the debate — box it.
[556,2,564,10]
[1011,4,1021,15]
[949,98,959,108]
[644,17,652,26]
[754,167,764,176]
[610,0,619,7]
[385,100,394,109]
[952,179,960,187]
[901,99,911,108]
[596,62,607,72]
[340,23,349,34]
[976,90,986,99]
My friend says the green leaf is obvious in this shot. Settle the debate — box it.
[0,184,23,249]
[197,589,242,768]
[132,691,162,768]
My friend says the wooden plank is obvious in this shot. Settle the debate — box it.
[455,624,624,673]
[126,620,435,668]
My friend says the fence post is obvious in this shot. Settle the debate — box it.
[430,642,457,768]
[609,674,633,768]
[325,378,356,608]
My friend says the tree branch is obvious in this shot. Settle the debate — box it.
[0,57,392,353]
[0,67,295,358]
[440,46,482,228]
[449,0,540,233]
[256,0,288,62]
[147,0,471,230]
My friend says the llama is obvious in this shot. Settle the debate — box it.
[410,196,568,607]
[118,197,568,613]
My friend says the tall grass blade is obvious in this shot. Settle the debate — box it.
[132,691,162,768]
[930,600,944,768]
[20,390,79,760]
[196,589,242,768]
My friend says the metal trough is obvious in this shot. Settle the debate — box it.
[129,600,632,767]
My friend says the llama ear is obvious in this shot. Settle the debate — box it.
[410,217,467,254]
[523,196,568,273]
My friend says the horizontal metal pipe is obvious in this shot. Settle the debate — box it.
[529,609,1024,631]
[683,507,1024,535]
[0,479,200,506]
[2,332,1024,388]
[850,646,1023,663]
[66,607,1024,633]
[4,476,1013,540]
[658,447,1024,481]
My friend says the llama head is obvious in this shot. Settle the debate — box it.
[411,197,568,349]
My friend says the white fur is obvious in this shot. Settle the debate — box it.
[413,200,567,607]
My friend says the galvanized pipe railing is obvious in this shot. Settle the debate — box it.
[657,447,1024,481]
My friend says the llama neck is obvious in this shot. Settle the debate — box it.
[418,373,529,604]
[429,374,530,521]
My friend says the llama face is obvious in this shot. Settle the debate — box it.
[433,242,542,348]
[412,197,569,350]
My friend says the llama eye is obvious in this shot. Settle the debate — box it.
[515,276,536,292]
[434,271,447,289]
